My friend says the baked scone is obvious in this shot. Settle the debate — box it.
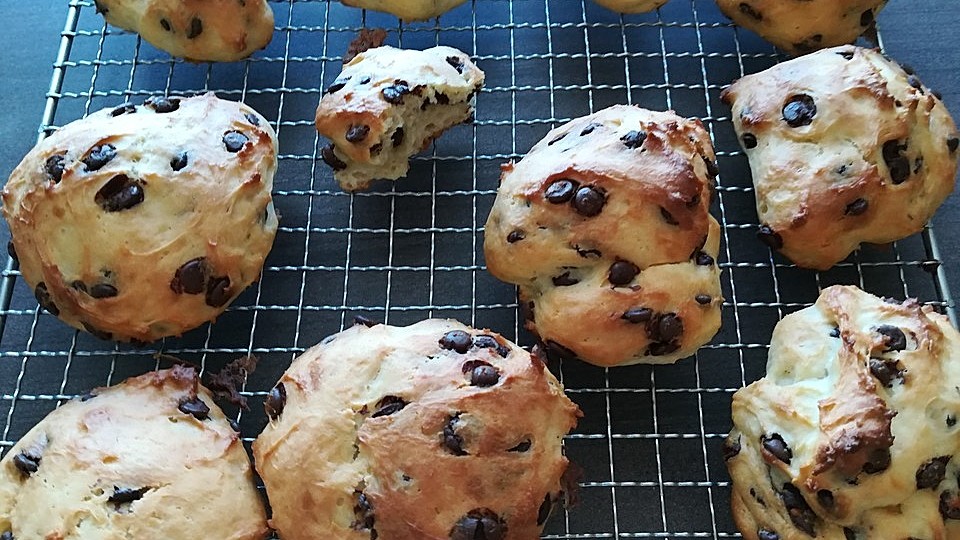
[253,318,581,540]
[2,92,279,342]
[93,0,274,62]
[483,105,723,367]
[721,46,959,270]
[715,0,888,55]
[0,366,269,539]
[592,0,669,14]
[724,285,960,540]
[340,0,468,21]
[317,45,484,191]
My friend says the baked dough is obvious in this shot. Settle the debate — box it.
[484,105,723,367]
[93,0,274,62]
[593,0,669,14]
[253,318,581,540]
[721,46,959,270]
[0,366,269,539]
[316,45,484,191]
[725,285,960,540]
[2,92,279,342]
[340,0,468,21]
[716,0,888,55]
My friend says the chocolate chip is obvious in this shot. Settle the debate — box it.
[83,144,116,171]
[435,93,450,105]
[81,321,112,341]
[860,9,874,26]
[845,198,868,216]
[244,113,260,126]
[758,530,779,540]
[354,315,379,327]
[869,358,902,387]
[622,307,653,324]
[228,418,241,432]
[580,122,601,136]
[321,144,347,171]
[544,340,577,360]
[660,207,678,226]
[575,245,602,258]
[757,225,783,250]
[108,486,149,504]
[844,528,857,540]
[648,341,680,356]
[702,155,719,178]
[178,396,210,420]
[44,154,65,184]
[782,94,817,127]
[651,313,683,342]
[95,175,143,212]
[450,508,506,540]
[882,140,911,184]
[443,416,467,456]
[170,258,208,295]
[793,35,823,54]
[391,127,405,147]
[722,435,741,460]
[861,448,891,474]
[742,133,758,149]
[446,56,465,73]
[695,294,712,305]
[265,383,286,420]
[780,483,817,536]
[326,79,350,94]
[620,130,647,149]
[352,491,376,531]
[816,489,834,510]
[940,490,960,520]
[223,131,249,153]
[187,17,203,39]
[160,18,171,32]
[948,415,957,427]
[572,186,606,217]
[170,151,188,171]
[907,75,923,91]
[552,272,579,286]
[876,325,906,351]
[838,50,855,60]
[537,494,554,525]
[829,327,840,338]
[6,241,16,262]
[472,335,510,357]
[382,80,411,104]
[205,276,232,307]
[761,433,792,464]
[548,133,566,146]
[144,96,180,113]
[440,330,472,353]
[372,395,407,418]
[916,456,951,489]
[346,125,370,143]
[507,440,531,452]
[34,282,59,316]
[948,137,959,153]
[545,179,578,204]
[914,155,924,174]
[110,103,136,116]
[507,230,525,243]
[13,452,40,476]
[89,283,118,299]
[695,251,714,266]
[738,2,762,20]
[608,260,639,286]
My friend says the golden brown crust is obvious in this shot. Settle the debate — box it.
[591,0,669,14]
[484,105,723,367]
[340,0,468,20]
[0,366,269,539]
[716,0,887,55]
[725,285,960,539]
[253,319,581,540]
[722,46,959,270]
[95,0,274,62]
[2,93,279,342]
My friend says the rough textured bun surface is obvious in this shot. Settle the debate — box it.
[592,0,668,14]
[253,318,581,540]
[93,0,274,62]
[0,366,269,540]
[317,45,484,191]
[715,0,887,55]
[341,0,468,20]
[2,92,279,342]
[484,105,723,367]
[722,46,959,270]
[725,285,960,540]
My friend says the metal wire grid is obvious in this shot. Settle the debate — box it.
[0,0,955,538]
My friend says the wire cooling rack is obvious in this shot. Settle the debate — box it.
[0,1,956,538]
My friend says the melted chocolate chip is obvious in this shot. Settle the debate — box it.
[695,251,714,266]
[816,489,834,510]
[95,175,143,212]
[545,179,578,204]
[472,335,510,357]
[108,486,149,504]
[223,131,249,153]
[622,307,653,324]
[346,125,370,143]
[608,260,639,286]
[352,491,376,531]
[83,144,116,171]
[940,490,960,520]
[620,130,647,149]
[845,198,868,216]
[440,330,472,354]
[695,294,712,305]
[170,151,188,171]
[372,395,408,418]
[844,528,857,540]
[876,325,907,351]
[322,144,347,171]
[507,440,531,452]
[537,494,554,525]
[916,456,951,489]
[948,137,959,153]
[205,276,232,307]
[742,133,758,149]
[869,358,902,387]
[762,433,792,464]
[647,341,680,356]
[702,155,719,178]
[883,140,911,184]
[660,207,678,226]
[81,321,112,341]
[780,483,817,536]
[548,133,566,146]
[13,452,40,476]
[757,225,783,250]
[838,50,855,60]
[171,258,208,295]
[391,127,405,147]
[450,508,506,540]
[722,435,741,460]
[160,18,171,31]
[572,186,606,217]
[443,416,467,456]
[861,448,892,474]
[34,282,59,316]
[110,103,136,116]
[580,122,601,136]
[45,154,65,184]
[144,96,180,113]
[782,95,817,127]
[575,245,602,258]
[265,383,286,420]
[326,79,349,94]
[547,271,577,287]
[860,9,874,26]
[507,230,525,243]
[354,315,379,327]
[907,75,923,91]
[187,17,203,39]
[739,2,762,20]
[382,80,411,104]
[245,113,260,126]
[178,396,210,420]
[650,313,683,342]
[446,56,465,73]
[89,283,118,299]
[758,530,779,540]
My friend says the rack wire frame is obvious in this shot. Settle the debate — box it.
[0,1,956,538]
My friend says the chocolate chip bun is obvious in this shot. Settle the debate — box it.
[92,0,273,62]
[721,46,959,270]
[0,366,269,539]
[483,105,723,367]
[2,93,279,342]
[317,45,484,191]
[340,0,468,21]
[715,0,887,55]
[724,285,960,540]
[253,318,581,540]
[592,0,669,14]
